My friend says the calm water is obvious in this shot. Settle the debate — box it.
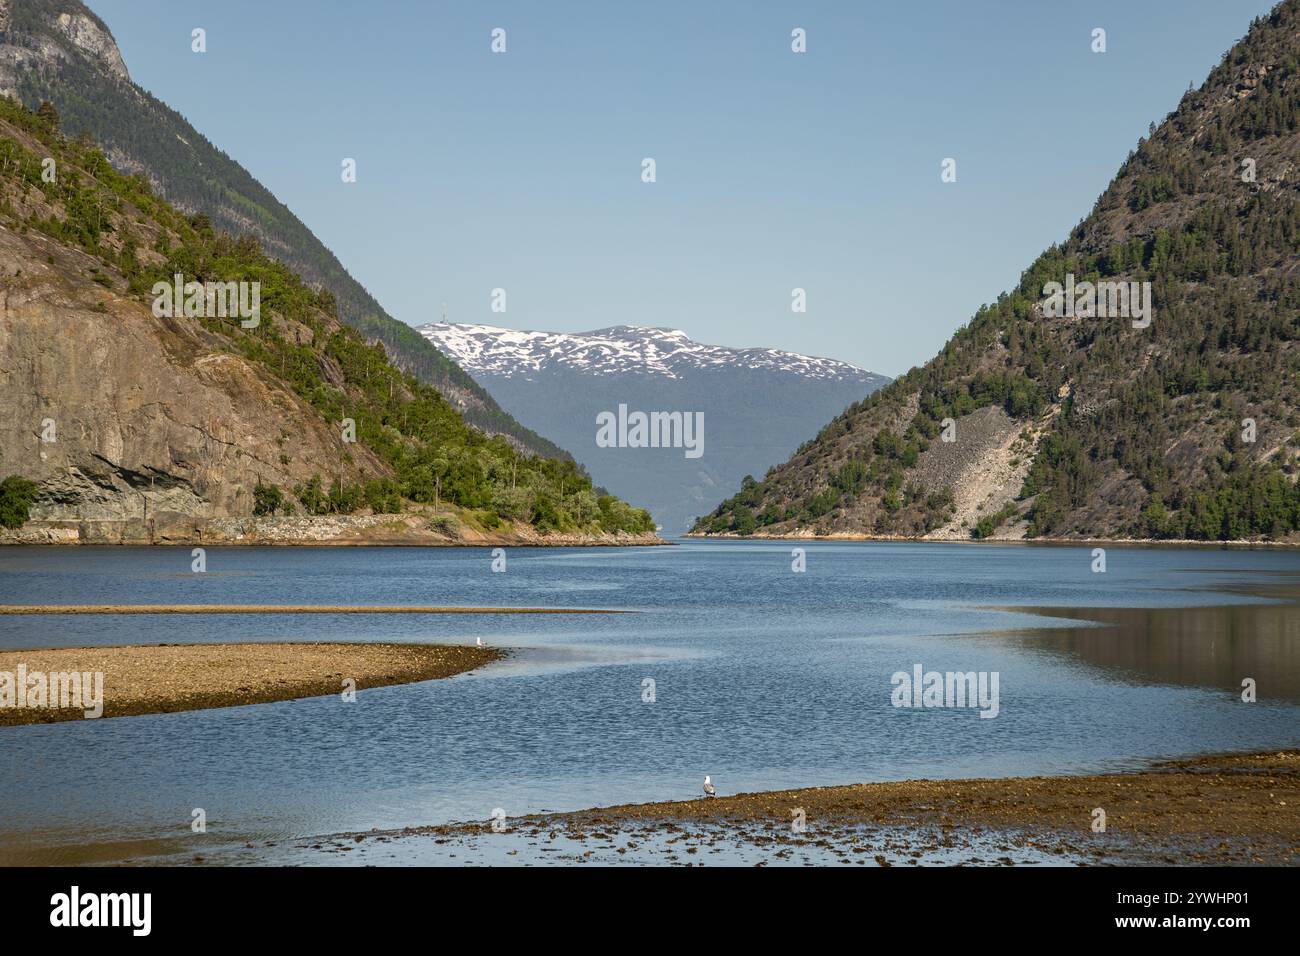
[0,540,1298,864]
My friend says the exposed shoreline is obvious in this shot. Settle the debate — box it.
[0,605,633,615]
[0,642,502,726]
[368,750,1298,866]
[685,531,1300,549]
[1,514,669,548]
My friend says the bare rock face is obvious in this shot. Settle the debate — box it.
[0,1,571,463]
[0,0,131,99]
[51,10,128,80]
[51,7,126,78]
[0,222,384,535]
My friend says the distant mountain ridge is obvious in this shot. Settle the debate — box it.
[423,322,884,382]
[0,0,569,460]
[420,322,890,531]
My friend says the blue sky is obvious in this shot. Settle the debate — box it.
[92,0,1277,377]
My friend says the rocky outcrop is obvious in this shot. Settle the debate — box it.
[0,221,663,546]
[0,0,129,99]
[50,8,127,79]
[0,0,572,462]
[0,214,384,531]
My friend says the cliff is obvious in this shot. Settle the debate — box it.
[0,97,660,545]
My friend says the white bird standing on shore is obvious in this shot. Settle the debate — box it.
[476,636,484,647]
[703,775,716,798]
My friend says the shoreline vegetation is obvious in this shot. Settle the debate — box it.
[0,642,502,726]
[393,750,1297,866]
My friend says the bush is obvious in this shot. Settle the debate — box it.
[732,506,757,535]
[0,476,39,529]
[427,515,459,535]
[972,502,1019,539]
[363,478,402,514]
[294,475,328,515]
[253,482,284,516]
[327,480,363,515]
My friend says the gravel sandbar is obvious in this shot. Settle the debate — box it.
[0,642,501,726]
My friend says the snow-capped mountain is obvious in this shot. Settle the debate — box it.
[422,322,882,383]
[418,322,891,532]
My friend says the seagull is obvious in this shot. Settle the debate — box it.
[475,636,484,648]
[703,775,717,798]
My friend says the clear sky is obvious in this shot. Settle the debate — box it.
[91,0,1277,377]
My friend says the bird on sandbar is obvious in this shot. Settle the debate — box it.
[475,636,484,647]
[703,775,717,798]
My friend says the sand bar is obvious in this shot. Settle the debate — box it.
[420,751,1299,865]
[0,642,502,726]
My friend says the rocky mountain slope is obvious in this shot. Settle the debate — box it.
[421,322,889,532]
[0,0,569,460]
[0,96,657,544]
[696,0,1300,543]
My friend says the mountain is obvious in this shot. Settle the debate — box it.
[696,1,1300,543]
[0,96,656,544]
[0,0,569,460]
[420,322,890,532]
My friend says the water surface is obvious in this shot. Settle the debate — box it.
[0,540,1297,864]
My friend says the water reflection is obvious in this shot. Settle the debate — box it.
[998,588,1300,701]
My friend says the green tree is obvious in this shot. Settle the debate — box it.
[253,482,284,516]
[0,476,40,529]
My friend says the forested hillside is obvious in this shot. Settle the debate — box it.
[0,0,571,459]
[697,1,1300,542]
[0,95,654,538]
